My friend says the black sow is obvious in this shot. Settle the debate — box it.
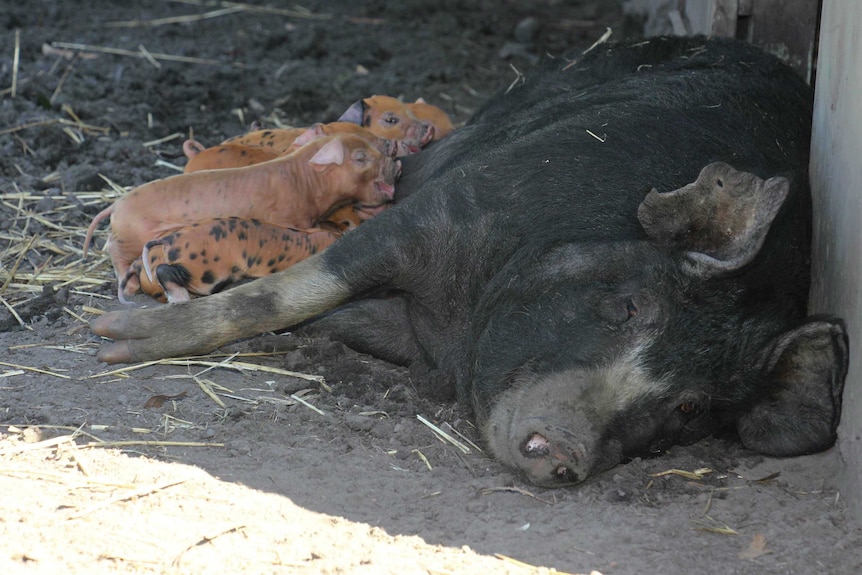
[92,37,848,487]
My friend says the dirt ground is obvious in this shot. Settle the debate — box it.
[1,1,860,574]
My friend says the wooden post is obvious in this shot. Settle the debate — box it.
[676,0,819,82]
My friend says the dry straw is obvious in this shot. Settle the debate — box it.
[1,3,340,460]
[0,102,120,313]
[11,29,20,98]
[49,41,244,68]
[416,414,472,454]
[494,553,585,574]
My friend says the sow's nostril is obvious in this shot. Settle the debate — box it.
[556,466,579,483]
[521,432,550,458]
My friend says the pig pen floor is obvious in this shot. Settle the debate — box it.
[0,1,859,574]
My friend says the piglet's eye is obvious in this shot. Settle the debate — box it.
[382,114,400,126]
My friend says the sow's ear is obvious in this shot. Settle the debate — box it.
[637,161,789,273]
[736,318,848,456]
[309,138,345,170]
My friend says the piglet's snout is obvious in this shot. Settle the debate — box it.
[518,430,589,485]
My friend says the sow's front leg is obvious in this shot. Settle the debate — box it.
[91,254,350,363]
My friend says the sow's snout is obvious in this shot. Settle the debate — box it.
[496,415,601,487]
[483,367,633,487]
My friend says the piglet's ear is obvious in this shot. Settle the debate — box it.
[309,138,345,170]
[637,162,789,273]
[735,318,848,456]
[293,124,326,149]
[414,97,427,104]
[338,100,366,125]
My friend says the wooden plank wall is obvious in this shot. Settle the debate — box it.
[670,0,819,82]
[809,0,862,521]
[631,0,860,520]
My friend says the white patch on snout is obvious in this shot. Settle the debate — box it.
[584,342,673,418]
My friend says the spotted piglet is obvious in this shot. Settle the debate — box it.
[121,209,361,303]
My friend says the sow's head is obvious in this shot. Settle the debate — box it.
[471,162,848,487]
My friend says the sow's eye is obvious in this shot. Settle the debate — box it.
[648,399,706,454]
[598,294,643,325]
[678,400,698,414]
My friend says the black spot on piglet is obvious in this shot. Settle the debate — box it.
[210,223,227,241]
[156,263,192,288]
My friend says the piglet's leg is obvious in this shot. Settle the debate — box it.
[157,270,192,303]
[91,254,350,363]
[118,260,143,305]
